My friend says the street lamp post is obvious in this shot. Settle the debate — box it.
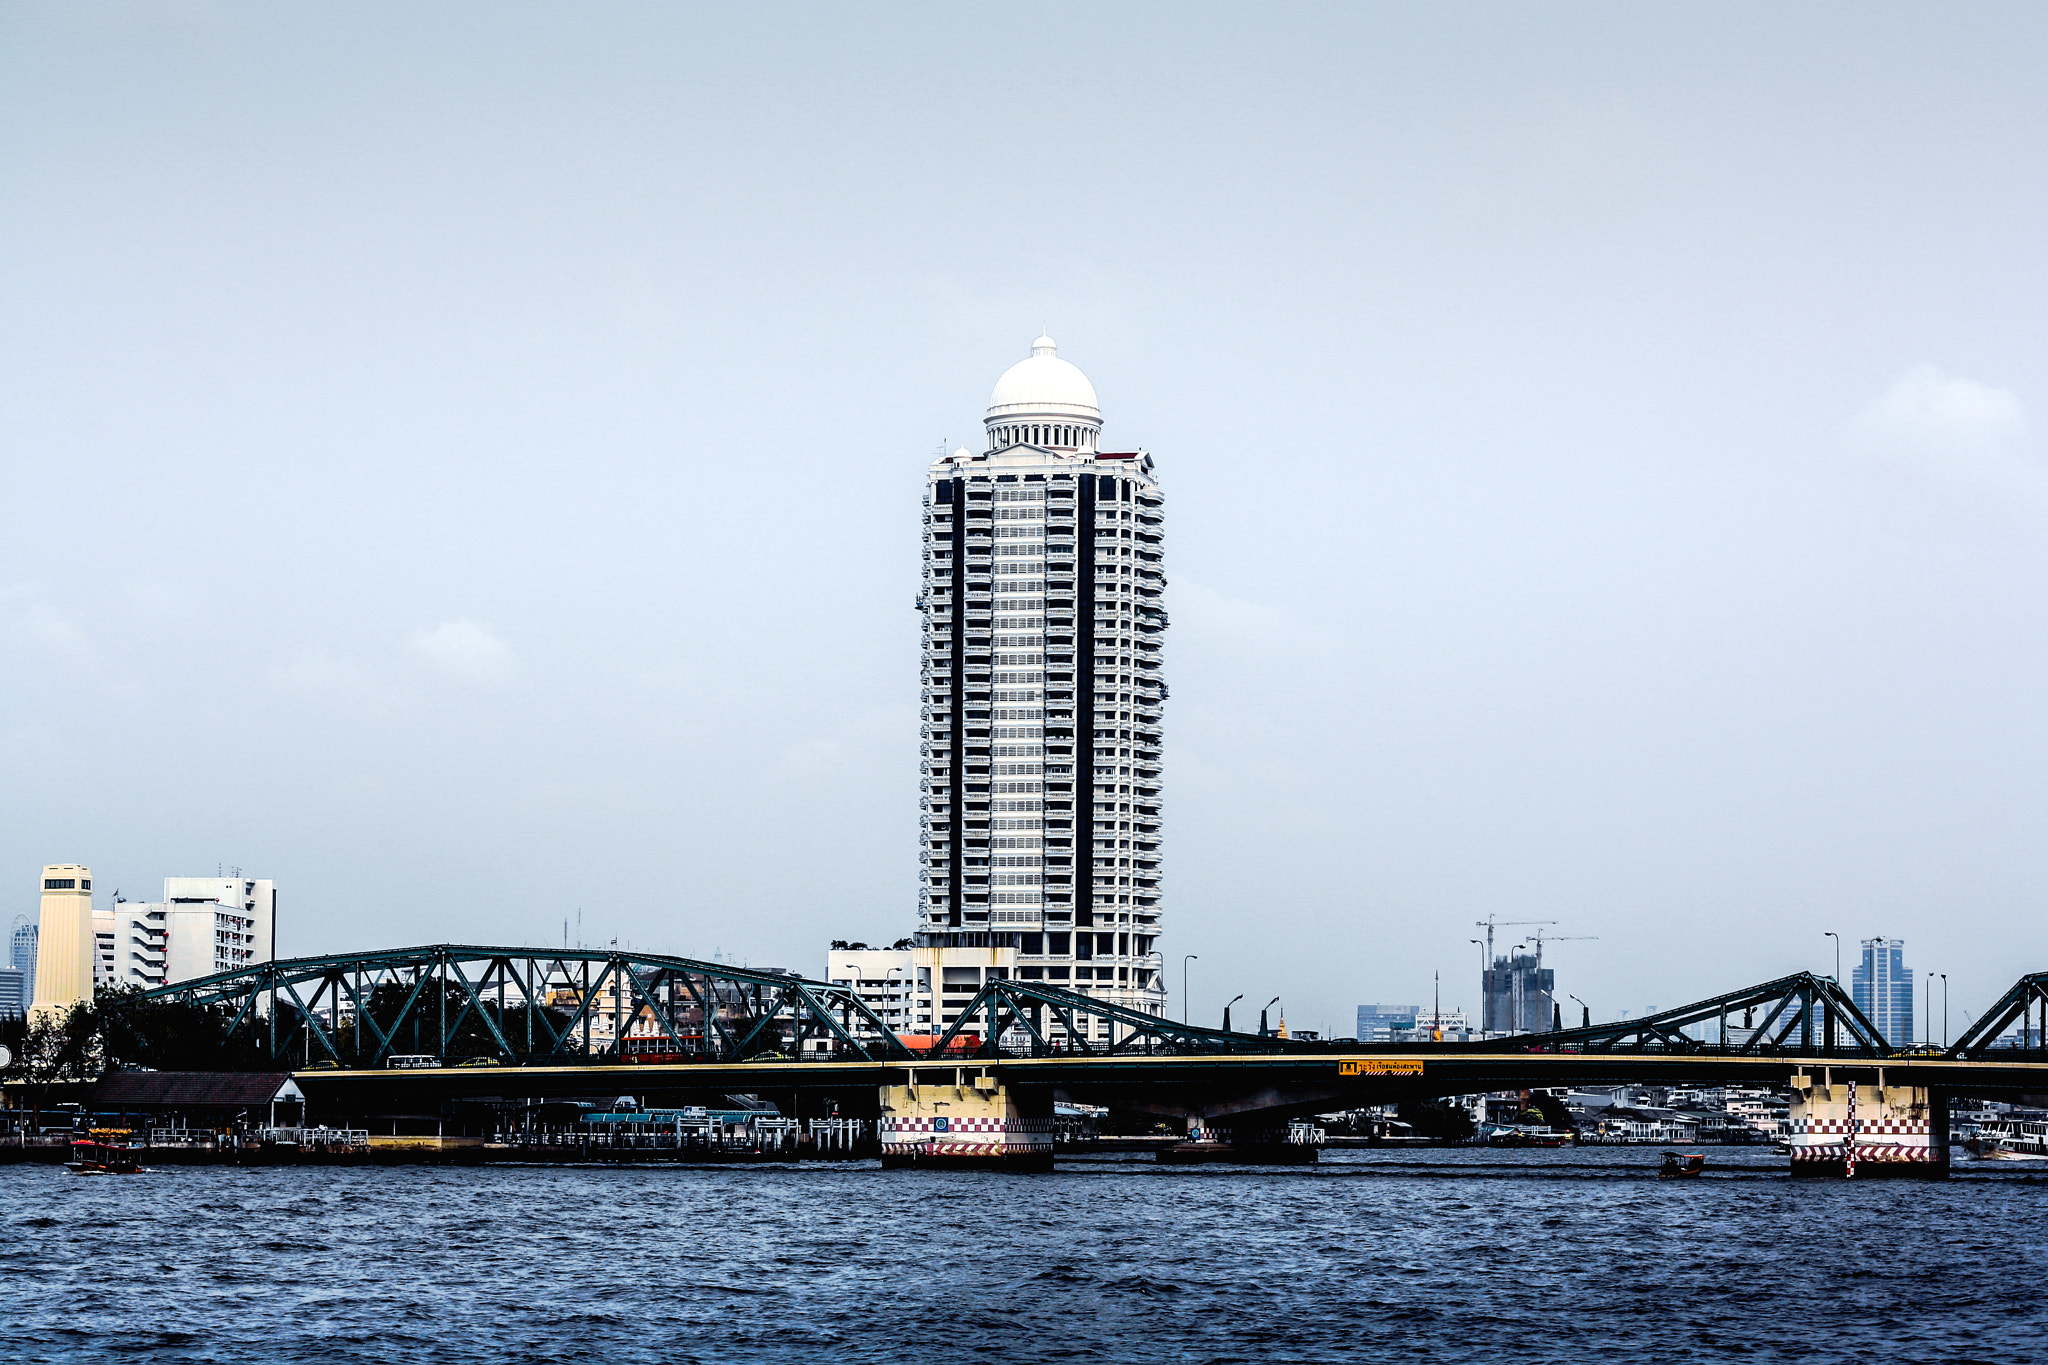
[1568,994,1589,1030]
[1260,996,1282,1038]
[1927,972,1936,1050]
[1823,932,1839,983]
[1940,973,1948,1049]
[1182,954,1198,1026]
[1470,939,1485,1031]
[1223,993,1244,1034]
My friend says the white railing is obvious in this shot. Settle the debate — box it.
[256,1126,370,1149]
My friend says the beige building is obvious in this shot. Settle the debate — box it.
[30,864,96,1024]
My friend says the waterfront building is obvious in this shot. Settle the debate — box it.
[825,946,916,1038]
[11,914,36,1008]
[30,864,95,1023]
[99,876,277,989]
[913,336,1167,1041]
[93,905,118,985]
[1852,937,1913,1047]
[165,875,275,979]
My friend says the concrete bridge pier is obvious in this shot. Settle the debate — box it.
[1785,1069,1948,1178]
[878,1068,1054,1171]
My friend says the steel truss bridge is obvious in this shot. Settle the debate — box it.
[147,946,2048,1121]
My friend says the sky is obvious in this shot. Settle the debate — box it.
[4,4,2047,1042]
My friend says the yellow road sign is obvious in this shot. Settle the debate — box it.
[1339,1058,1424,1076]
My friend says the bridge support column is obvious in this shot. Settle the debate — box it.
[878,1069,1053,1171]
[1786,1070,1948,1178]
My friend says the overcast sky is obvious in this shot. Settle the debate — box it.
[5,4,2046,1039]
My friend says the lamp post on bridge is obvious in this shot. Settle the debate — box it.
[1824,931,1839,983]
[1940,974,1948,1049]
[1223,993,1243,1034]
[1568,994,1590,1030]
[1183,954,1197,1026]
[1470,940,1485,1031]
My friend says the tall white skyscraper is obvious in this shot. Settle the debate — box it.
[914,336,1166,1035]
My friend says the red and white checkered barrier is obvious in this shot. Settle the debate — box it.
[1787,1107,1946,1166]
[880,1114,1054,1157]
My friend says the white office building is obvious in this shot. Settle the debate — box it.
[915,336,1167,1039]
[825,946,917,1042]
[101,876,277,989]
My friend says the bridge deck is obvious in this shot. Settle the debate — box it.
[289,1050,2048,1124]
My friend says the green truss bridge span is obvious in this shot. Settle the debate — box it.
[142,946,2048,1127]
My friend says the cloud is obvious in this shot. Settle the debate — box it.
[409,620,514,686]
[1852,365,2035,494]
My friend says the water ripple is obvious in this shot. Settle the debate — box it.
[3,1148,2044,1362]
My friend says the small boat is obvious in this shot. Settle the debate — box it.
[1978,1143,2048,1161]
[66,1135,145,1175]
[1659,1152,1706,1178]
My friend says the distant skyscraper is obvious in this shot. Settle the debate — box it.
[1852,938,1914,1046]
[30,864,95,1023]
[914,336,1167,1036]
[10,915,36,1008]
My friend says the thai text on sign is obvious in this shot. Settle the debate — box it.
[1338,1059,1425,1076]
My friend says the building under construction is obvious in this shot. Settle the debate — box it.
[1483,949,1555,1034]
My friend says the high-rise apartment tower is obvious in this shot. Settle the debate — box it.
[915,336,1167,1033]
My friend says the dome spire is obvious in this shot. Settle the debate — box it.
[985,333,1101,452]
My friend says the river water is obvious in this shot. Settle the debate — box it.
[5,1146,2043,1363]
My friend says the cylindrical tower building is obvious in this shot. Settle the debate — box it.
[30,864,95,1025]
[915,337,1167,1041]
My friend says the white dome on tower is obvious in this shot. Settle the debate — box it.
[984,335,1102,452]
[988,335,1100,421]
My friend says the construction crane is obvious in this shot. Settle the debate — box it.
[1474,918,1557,974]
